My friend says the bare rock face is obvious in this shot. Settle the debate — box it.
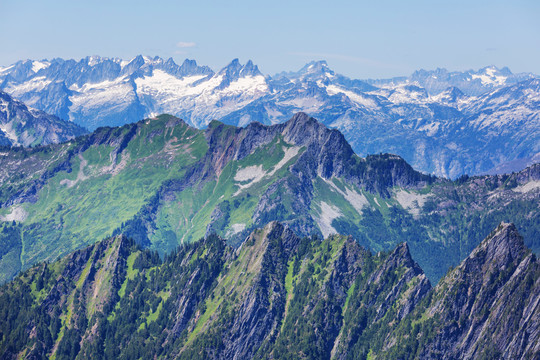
[408,223,540,359]
[0,90,87,147]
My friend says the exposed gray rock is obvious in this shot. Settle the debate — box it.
[0,90,87,147]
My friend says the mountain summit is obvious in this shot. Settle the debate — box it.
[217,59,263,89]
[0,90,86,147]
[1,56,538,177]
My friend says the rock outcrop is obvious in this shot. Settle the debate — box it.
[0,90,86,147]
[0,222,538,359]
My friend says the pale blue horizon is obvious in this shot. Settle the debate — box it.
[1,0,539,79]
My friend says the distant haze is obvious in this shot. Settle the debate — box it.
[1,0,539,79]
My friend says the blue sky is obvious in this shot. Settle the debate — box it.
[1,0,539,78]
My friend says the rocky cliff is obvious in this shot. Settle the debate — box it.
[0,90,87,147]
[0,222,537,359]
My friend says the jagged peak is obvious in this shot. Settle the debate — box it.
[411,67,449,77]
[284,111,315,127]
[385,242,417,268]
[126,55,146,68]
[471,222,527,262]
[215,59,263,89]
[281,112,347,148]
[176,58,214,77]
[252,221,291,243]
[218,58,262,78]
[239,221,299,258]
[441,222,530,287]
[142,55,164,65]
[180,58,195,66]
[219,58,242,74]
[371,241,429,292]
[269,60,335,83]
[262,220,286,235]
[240,59,262,77]
[122,55,163,68]
[299,60,332,75]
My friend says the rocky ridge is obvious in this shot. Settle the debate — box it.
[0,113,538,284]
[380,223,540,359]
[0,90,87,147]
[0,222,537,359]
[1,57,539,177]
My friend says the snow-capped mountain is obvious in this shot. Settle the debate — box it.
[0,56,538,178]
[0,90,87,147]
[367,65,537,96]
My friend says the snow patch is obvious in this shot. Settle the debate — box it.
[0,205,28,223]
[316,201,342,239]
[471,72,507,86]
[228,223,246,236]
[234,146,300,195]
[323,178,368,215]
[417,122,441,137]
[32,61,50,73]
[5,76,52,98]
[226,75,268,94]
[282,97,324,112]
[135,70,209,98]
[0,65,14,74]
[69,77,137,114]
[371,85,427,104]
[234,164,265,182]
[326,85,378,108]
[60,154,88,188]
[395,189,429,216]
[513,180,540,193]
[87,56,102,67]
[234,164,266,195]
[265,106,284,123]
[0,123,19,144]
[238,114,252,127]
[267,146,300,176]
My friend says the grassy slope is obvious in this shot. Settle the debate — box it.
[151,135,304,251]
[10,116,206,272]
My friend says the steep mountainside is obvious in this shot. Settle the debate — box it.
[378,222,540,359]
[0,90,87,147]
[0,113,538,284]
[0,222,537,359]
[1,57,538,177]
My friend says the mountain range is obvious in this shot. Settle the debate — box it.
[1,56,539,178]
[0,113,538,285]
[367,65,537,95]
[0,90,86,147]
[0,221,538,359]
